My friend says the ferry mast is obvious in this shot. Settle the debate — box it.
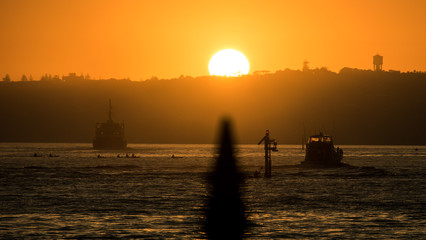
[108,99,112,122]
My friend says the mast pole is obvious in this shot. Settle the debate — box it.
[109,99,112,121]
[264,132,271,177]
[258,130,277,178]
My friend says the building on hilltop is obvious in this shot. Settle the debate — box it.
[62,73,85,82]
[373,54,383,71]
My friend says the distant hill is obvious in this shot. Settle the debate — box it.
[1,69,425,145]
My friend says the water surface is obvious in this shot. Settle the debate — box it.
[0,143,425,238]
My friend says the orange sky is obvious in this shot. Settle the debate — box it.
[1,0,425,81]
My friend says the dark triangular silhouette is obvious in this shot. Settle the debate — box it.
[205,119,247,239]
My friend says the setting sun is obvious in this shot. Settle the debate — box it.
[209,49,249,77]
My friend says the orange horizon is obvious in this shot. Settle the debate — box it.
[2,65,425,83]
[1,0,425,81]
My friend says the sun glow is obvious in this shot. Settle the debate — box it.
[209,49,250,77]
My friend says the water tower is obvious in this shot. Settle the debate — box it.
[373,54,383,71]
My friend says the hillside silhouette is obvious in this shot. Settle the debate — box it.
[0,69,425,145]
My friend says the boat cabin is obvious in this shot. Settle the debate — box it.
[302,132,343,167]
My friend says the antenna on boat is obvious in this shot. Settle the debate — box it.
[302,122,306,150]
[108,99,112,121]
[258,130,278,178]
[333,121,337,144]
